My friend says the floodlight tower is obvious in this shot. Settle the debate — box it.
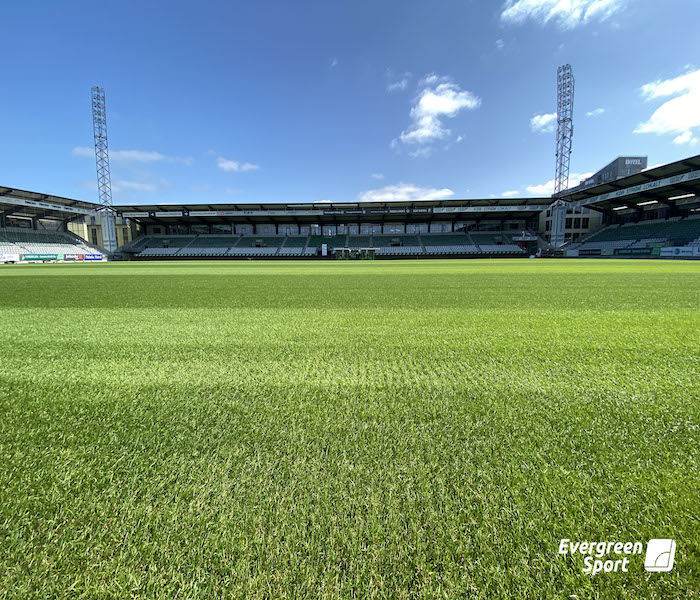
[550,65,575,248]
[91,86,117,253]
[554,64,575,194]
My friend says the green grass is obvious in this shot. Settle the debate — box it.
[0,259,698,599]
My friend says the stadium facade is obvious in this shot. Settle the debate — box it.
[1,153,699,262]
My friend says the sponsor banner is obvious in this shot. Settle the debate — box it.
[614,247,661,256]
[84,253,104,261]
[321,243,328,257]
[434,205,550,213]
[580,248,602,256]
[0,253,20,263]
[564,249,579,257]
[575,169,700,208]
[0,195,94,215]
[63,253,84,261]
[660,246,695,258]
[21,253,59,261]
[123,205,550,219]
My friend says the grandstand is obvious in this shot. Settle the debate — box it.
[118,230,537,259]
[112,197,549,260]
[565,215,700,257]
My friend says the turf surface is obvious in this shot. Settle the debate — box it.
[0,259,698,598]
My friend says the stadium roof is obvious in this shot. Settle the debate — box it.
[560,154,700,213]
[0,185,99,220]
[115,197,551,225]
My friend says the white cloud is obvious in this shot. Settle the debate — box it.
[371,173,385,180]
[495,39,505,50]
[330,57,338,69]
[358,183,454,203]
[525,171,595,195]
[71,146,193,165]
[387,72,411,92]
[501,0,625,29]
[634,68,700,145]
[530,112,557,134]
[673,131,699,146]
[392,74,480,155]
[586,107,605,117]
[217,157,261,173]
[501,190,520,197]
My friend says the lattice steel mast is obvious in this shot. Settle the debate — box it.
[91,86,117,252]
[554,65,575,194]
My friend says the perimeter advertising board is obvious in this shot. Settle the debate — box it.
[614,248,661,256]
[660,247,695,258]
[84,254,104,261]
[21,254,61,261]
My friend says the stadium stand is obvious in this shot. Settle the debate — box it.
[122,231,533,259]
[0,227,103,257]
[567,215,700,254]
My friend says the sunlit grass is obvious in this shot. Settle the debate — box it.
[0,259,698,598]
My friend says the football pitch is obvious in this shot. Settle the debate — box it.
[0,259,698,598]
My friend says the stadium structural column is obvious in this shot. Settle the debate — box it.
[554,64,574,195]
[91,86,117,253]
[550,200,567,248]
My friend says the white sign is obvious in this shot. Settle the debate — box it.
[575,169,700,208]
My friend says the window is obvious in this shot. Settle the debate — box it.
[582,218,589,229]
[91,229,98,245]
[545,221,551,231]
[574,218,581,229]
[565,218,572,229]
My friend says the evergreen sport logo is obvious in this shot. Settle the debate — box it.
[558,539,676,575]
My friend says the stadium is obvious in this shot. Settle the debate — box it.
[1,152,699,263]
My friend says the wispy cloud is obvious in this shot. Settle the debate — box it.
[359,183,453,203]
[371,173,385,180]
[392,74,480,156]
[501,0,625,29]
[330,57,338,69]
[72,146,193,165]
[495,39,505,51]
[586,107,606,117]
[634,68,700,146]
[525,171,595,195]
[387,72,412,92]
[530,112,557,134]
[217,157,261,173]
[501,190,520,197]
[78,179,162,194]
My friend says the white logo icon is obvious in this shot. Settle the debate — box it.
[644,539,676,572]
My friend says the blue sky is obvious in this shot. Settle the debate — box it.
[1,0,699,205]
